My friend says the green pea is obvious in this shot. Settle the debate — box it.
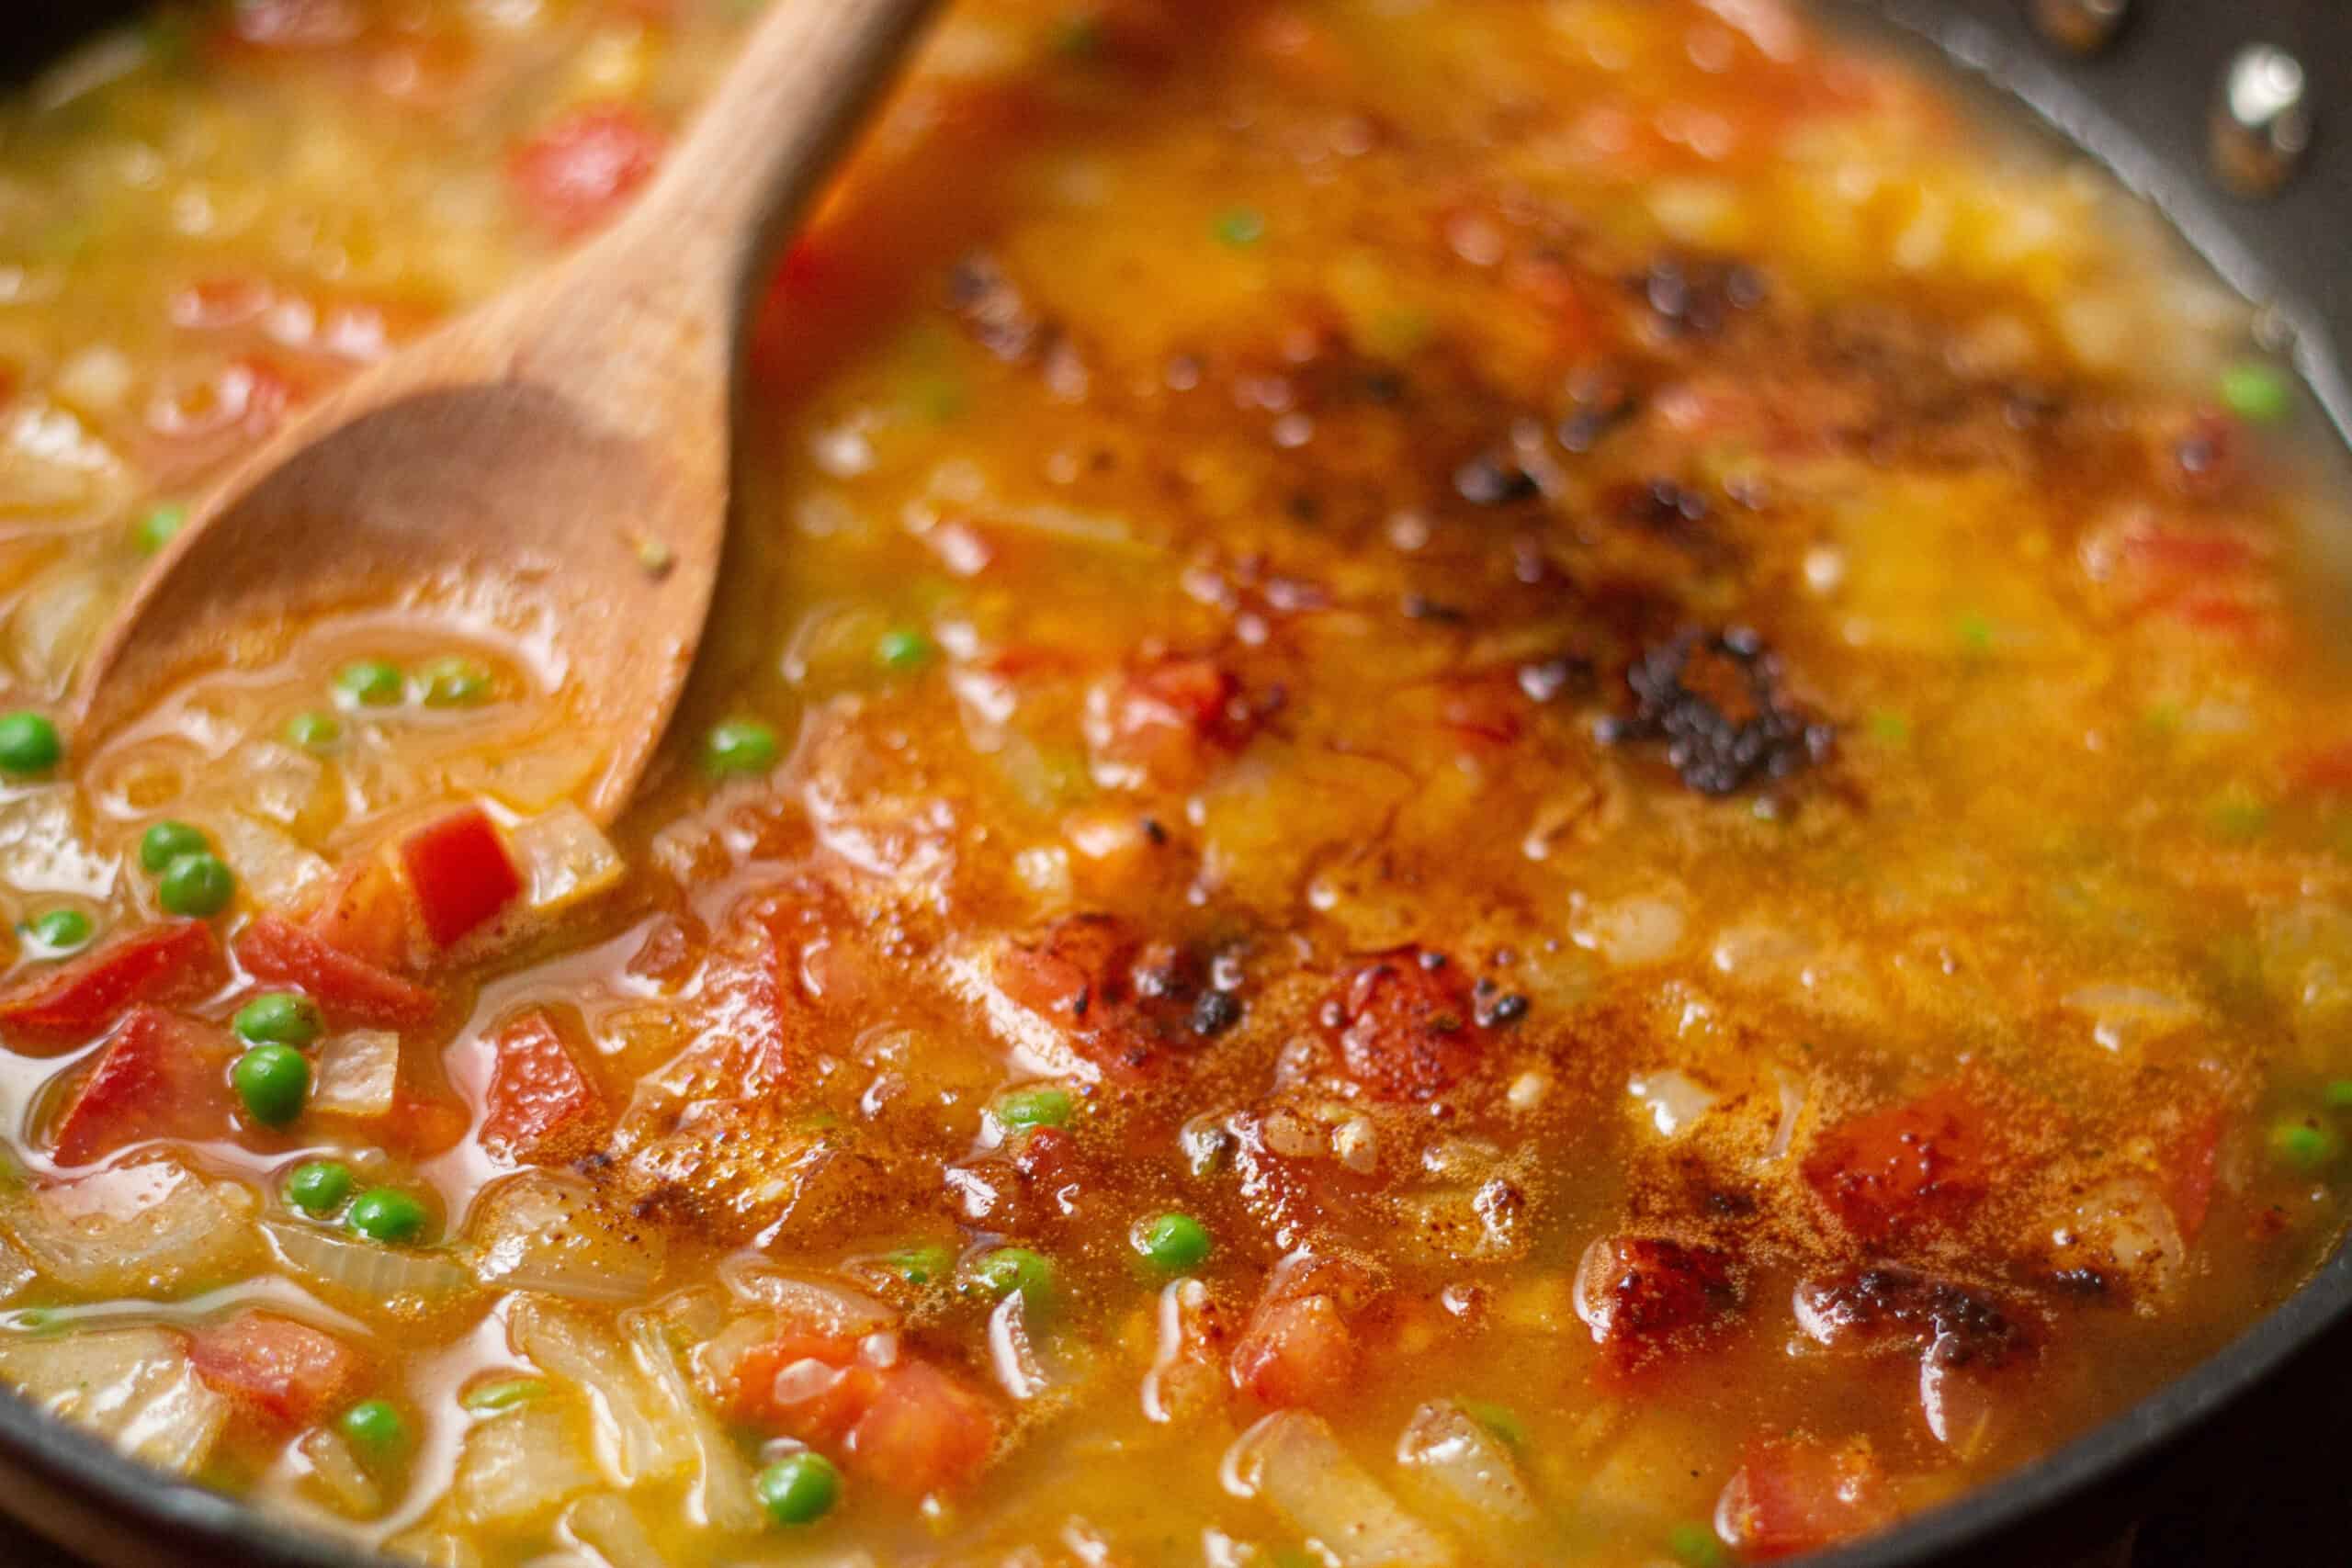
[992,1087,1072,1136]
[1133,1212,1212,1272]
[232,1044,309,1127]
[334,660,405,708]
[284,1159,354,1216]
[346,1188,430,1245]
[1668,1520,1731,1568]
[2270,1117,2342,1171]
[235,992,321,1048]
[0,713,62,777]
[284,711,343,751]
[1214,207,1267,248]
[754,1451,842,1527]
[876,628,934,673]
[139,820,209,873]
[19,909,91,957]
[337,1398,408,1459]
[876,1244,954,1288]
[966,1247,1055,1313]
[703,718,779,777]
[419,656,492,708]
[2220,361,2293,424]
[459,1377,548,1412]
[157,852,233,918]
[133,502,187,554]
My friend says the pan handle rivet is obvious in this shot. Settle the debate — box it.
[2030,0,2128,56]
[2212,43,2312,197]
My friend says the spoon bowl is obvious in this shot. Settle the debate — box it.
[75,0,938,823]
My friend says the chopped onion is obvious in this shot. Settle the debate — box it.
[266,1220,472,1303]
[51,345,136,417]
[2058,984,2201,1054]
[439,741,605,818]
[206,810,330,908]
[508,1295,693,1488]
[455,1402,597,1529]
[1396,1400,1539,1528]
[564,1492,667,1568]
[717,1256,894,1336]
[379,1527,485,1568]
[311,1030,399,1119]
[987,1292,1047,1401]
[1140,1278,1221,1425]
[0,403,129,528]
[0,1326,226,1474]
[297,1426,381,1517]
[1577,894,1688,967]
[470,1174,662,1305]
[1223,1411,1459,1568]
[0,784,116,898]
[1918,1336,2000,1459]
[513,803,626,916]
[229,741,326,828]
[1626,1069,1717,1137]
[2047,1177,2186,1300]
[8,1160,259,1297]
[1764,1069,1809,1164]
[625,1310,762,1534]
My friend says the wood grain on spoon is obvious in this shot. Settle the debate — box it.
[75,0,940,824]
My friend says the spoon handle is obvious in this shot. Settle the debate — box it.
[618,0,942,307]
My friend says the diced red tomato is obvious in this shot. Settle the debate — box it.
[1230,1292,1353,1408]
[0,921,226,1044]
[49,1008,236,1166]
[1323,950,1483,1101]
[307,857,414,972]
[1229,1259,1368,1409]
[1573,1235,1739,1371]
[657,895,814,1096]
[1715,1437,1897,1561]
[845,1360,1000,1496]
[2158,1109,2223,1245]
[236,914,434,1029]
[1803,1086,1993,1244]
[724,1329,997,1495]
[507,106,665,235]
[989,914,1204,1079]
[386,1088,469,1159]
[399,806,521,950]
[1501,254,1600,355]
[1087,655,1254,784]
[189,1312,362,1429]
[723,1332,875,1441]
[478,1008,607,1166]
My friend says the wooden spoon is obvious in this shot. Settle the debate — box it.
[75,0,940,822]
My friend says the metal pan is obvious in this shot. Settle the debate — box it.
[2,1,2349,1562]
